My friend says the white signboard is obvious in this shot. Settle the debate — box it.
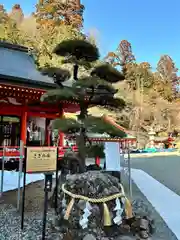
[104,142,121,171]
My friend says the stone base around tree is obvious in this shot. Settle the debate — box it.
[102,170,121,182]
[50,171,153,239]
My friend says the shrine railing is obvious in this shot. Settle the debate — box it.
[0,146,20,160]
[0,146,78,160]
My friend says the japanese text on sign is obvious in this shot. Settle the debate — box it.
[26,147,57,173]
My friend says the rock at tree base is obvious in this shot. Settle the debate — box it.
[51,171,153,239]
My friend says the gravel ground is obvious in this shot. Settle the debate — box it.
[0,204,54,240]
[0,173,178,240]
[0,181,56,240]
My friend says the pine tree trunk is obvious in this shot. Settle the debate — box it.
[77,101,88,172]
[73,64,79,80]
[76,129,86,172]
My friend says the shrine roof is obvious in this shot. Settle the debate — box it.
[154,136,169,142]
[0,41,56,89]
[86,132,136,141]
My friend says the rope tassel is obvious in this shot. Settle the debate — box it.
[103,202,112,226]
[124,197,133,219]
[64,198,75,220]
[61,183,128,224]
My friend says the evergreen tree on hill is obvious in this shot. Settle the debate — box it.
[0,5,26,45]
[0,4,8,24]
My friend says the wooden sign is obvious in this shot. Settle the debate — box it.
[26,147,57,173]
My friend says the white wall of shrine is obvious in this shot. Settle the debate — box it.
[32,117,45,129]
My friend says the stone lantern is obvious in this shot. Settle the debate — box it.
[148,128,156,148]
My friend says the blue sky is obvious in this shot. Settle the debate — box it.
[2,0,180,71]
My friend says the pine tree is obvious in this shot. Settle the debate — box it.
[41,39,126,171]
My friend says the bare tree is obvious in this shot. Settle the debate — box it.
[9,4,24,26]
[157,55,178,98]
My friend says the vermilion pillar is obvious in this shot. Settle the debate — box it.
[58,108,64,147]
[21,110,27,145]
[59,131,64,147]
[95,156,100,166]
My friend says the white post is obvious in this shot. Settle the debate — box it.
[0,144,5,197]
[127,142,132,200]
[104,142,121,172]
[17,140,24,211]
[122,142,132,200]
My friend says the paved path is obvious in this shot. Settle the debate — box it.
[127,155,180,196]
[125,155,180,239]
[131,169,180,240]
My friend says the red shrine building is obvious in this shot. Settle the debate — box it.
[0,41,80,166]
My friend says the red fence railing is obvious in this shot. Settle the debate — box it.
[0,146,78,160]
